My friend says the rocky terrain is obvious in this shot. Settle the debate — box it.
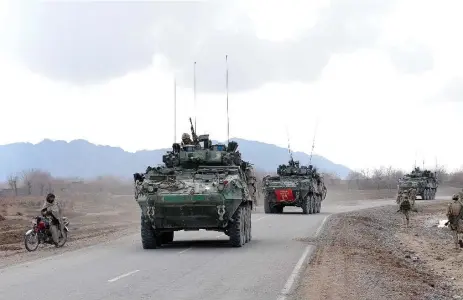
[293,201,463,300]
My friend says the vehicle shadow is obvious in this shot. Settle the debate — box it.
[164,239,231,249]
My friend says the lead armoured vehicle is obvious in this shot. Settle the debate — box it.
[262,158,327,214]
[133,119,257,249]
[397,167,438,200]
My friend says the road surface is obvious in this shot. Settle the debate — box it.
[0,199,394,300]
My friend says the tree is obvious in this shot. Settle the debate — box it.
[346,171,362,189]
[371,167,385,190]
[7,173,19,196]
[21,169,34,195]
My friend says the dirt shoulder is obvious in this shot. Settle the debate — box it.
[0,193,140,268]
[293,201,462,300]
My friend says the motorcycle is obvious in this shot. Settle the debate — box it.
[24,215,70,251]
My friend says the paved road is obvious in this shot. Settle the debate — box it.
[0,199,396,300]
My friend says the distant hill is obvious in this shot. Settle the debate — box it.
[0,138,352,180]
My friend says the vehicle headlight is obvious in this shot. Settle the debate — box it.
[147,185,154,192]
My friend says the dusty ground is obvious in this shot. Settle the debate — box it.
[0,193,140,268]
[293,201,463,300]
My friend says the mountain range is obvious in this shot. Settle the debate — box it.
[0,138,352,180]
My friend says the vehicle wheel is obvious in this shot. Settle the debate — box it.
[247,205,252,242]
[315,196,321,213]
[432,190,436,200]
[245,205,251,242]
[55,229,67,248]
[309,196,315,214]
[141,215,159,249]
[318,198,322,213]
[161,231,174,244]
[24,232,39,252]
[264,196,272,214]
[229,206,245,247]
[275,206,283,214]
[302,195,314,214]
[426,189,430,200]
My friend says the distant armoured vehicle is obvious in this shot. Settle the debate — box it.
[133,118,257,249]
[261,158,327,214]
[397,167,438,200]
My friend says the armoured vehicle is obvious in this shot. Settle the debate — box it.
[133,119,257,249]
[397,167,438,200]
[262,158,327,214]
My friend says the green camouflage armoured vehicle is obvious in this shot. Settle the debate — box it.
[262,158,327,214]
[397,167,438,200]
[133,119,257,249]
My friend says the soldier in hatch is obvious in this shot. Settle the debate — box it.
[40,193,65,246]
[181,133,193,146]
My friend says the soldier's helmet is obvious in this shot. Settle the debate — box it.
[182,133,190,140]
[452,194,459,201]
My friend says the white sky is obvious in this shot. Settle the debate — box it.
[0,0,462,172]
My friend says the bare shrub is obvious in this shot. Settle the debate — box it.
[7,174,19,196]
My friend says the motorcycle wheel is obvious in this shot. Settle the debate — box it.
[25,232,39,252]
[55,230,67,248]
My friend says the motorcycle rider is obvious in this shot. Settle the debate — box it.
[41,193,64,246]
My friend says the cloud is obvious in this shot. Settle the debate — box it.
[435,77,463,102]
[389,42,434,74]
[2,0,395,93]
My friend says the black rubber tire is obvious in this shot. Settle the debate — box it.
[264,196,272,214]
[141,215,159,249]
[229,206,245,247]
[245,205,251,242]
[309,196,314,214]
[161,231,174,244]
[24,232,39,252]
[302,195,310,214]
[314,196,320,213]
[247,205,252,242]
[275,206,283,214]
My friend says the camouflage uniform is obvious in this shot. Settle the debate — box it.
[181,133,193,146]
[408,188,417,208]
[399,195,411,226]
[447,193,463,231]
[41,193,64,245]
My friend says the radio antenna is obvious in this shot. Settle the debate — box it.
[174,76,177,143]
[286,126,293,161]
[194,61,197,133]
[309,119,319,165]
[226,55,230,145]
